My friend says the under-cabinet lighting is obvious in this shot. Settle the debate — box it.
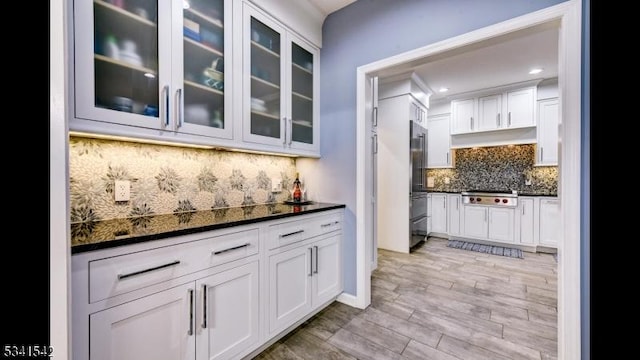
[438,87,449,93]
[183,1,190,9]
[529,68,543,75]
[69,131,215,149]
[69,131,301,157]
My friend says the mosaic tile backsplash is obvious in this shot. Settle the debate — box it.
[426,144,557,195]
[69,137,298,223]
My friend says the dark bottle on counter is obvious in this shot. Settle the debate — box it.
[293,173,302,202]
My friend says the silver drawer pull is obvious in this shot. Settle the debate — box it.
[117,260,180,280]
[213,243,251,255]
[280,230,304,238]
[321,221,339,228]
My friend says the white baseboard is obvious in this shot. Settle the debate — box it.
[336,292,362,309]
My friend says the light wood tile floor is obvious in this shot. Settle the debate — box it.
[254,237,558,360]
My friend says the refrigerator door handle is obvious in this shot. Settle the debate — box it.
[421,132,427,188]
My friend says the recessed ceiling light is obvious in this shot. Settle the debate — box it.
[529,68,543,75]
[438,87,449,93]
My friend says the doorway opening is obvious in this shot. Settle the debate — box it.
[354,2,582,358]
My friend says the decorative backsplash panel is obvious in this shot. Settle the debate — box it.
[69,137,297,223]
[426,144,557,195]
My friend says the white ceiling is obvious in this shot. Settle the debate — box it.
[408,24,559,102]
[307,0,357,16]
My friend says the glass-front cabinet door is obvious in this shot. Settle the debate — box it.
[177,0,232,139]
[288,34,319,152]
[243,6,286,147]
[242,3,319,154]
[73,0,232,139]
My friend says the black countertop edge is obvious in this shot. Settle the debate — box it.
[517,193,558,197]
[426,190,557,196]
[71,203,346,255]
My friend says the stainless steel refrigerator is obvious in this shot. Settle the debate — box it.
[410,120,428,249]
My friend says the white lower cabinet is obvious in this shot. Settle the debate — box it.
[196,262,260,360]
[268,232,342,336]
[463,206,488,238]
[518,197,535,245]
[430,194,448,234]
[74,209,344,360]
[90,282,196,360]
[88,261,259,360]
[462,205,514,243]
[488,207,514,243]
[268,244,313,333]
[539,198,560,247]
[447,194,461,236]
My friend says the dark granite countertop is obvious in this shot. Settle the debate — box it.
[71,202,346,254]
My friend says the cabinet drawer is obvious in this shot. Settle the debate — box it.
[268,212,342,250]
[268,218,313,250]
[89,228,259,303]
[313,212,343,236]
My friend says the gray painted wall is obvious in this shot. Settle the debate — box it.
[316,0,568,296]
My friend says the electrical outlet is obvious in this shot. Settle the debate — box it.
[271,178,282,192]
[114,180,130,201]
[444,177,450,184]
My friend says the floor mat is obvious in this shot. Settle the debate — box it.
[447,240,524,259]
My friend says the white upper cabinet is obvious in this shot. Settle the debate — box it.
[72,0,234,140]
[449,83,538,136]
[505,87,536,128]
[477,94,502,131]
[427,113,453,168]
[71,0,322,157]
[450,98,475,134]
[242,2,320,156]
[536,98,559,165]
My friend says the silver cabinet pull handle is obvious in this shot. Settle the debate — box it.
[188,289,194,336]
[470,116,473,130]
[212,243,251,255]
[175,88,183,130]
[161,85,170,129]
[540,147,544,161]
[484,209,487,222]
[288,117,293,145]
[201,284,208,328]
[117,260,180,280]
[321,221,339,227]
[496,113,500,127]
[314,245,319,274]
[280,230,304,238]
[446,152,449,165]
[372,134,378,154]
[522,204,525,215]
[308,247,313,276]
[373,107,378,127]
[508,112,512,126]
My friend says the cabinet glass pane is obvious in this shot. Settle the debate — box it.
[93,0,159,117]
[291,43,313,144]
[183,0,226,129]
[250,17,281,138]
